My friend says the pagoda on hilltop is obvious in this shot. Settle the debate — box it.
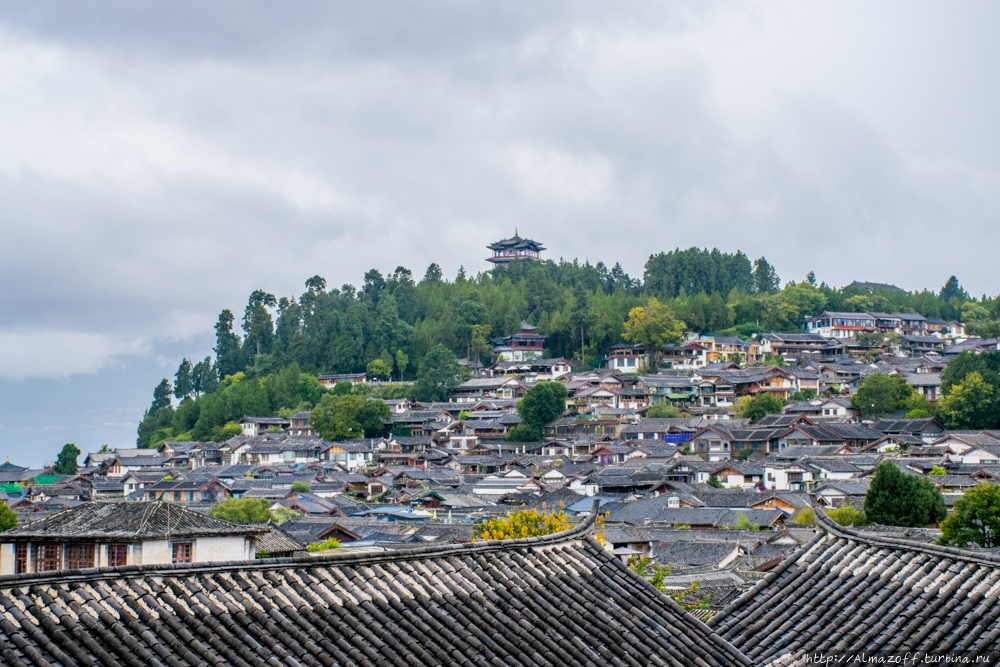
[486,230,545,268]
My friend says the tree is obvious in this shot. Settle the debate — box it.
[735,394,785,423]
[0,503,16,532]
[366,358,392,381]
[395,349,409,381]
[208,498,271,524]
[517,382,568,432]
[290,480,311,493]
[174,358,194,400]
[854,332,886,350]
[413,344,468,402]
[938,371,996,430]
[752,257,780,293]
[311,394,390,440]
[646,403,681,419]
[939,275,967,303]
[473,508,571,540]
[707,475,723,489]
[851,373,914,417]
[214,309,245,378]
[52,443,81,475]
[790,388,816,402]
[735,448,754,462]
[191,357,216,396]
[938,482,1000,548]
[150,379,173,414]
[243,290,278,359]
[864,461,946,527]
[622,297,685,364]
[929,466,947,475]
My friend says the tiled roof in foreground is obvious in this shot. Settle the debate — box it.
[709,508,1000,664]
[0,506,750,667]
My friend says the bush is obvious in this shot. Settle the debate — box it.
[793,507,815,525]
[307,538,343,552]
[707,475,723,489]
[270,507,303,524]
[290,481,311,492]
[0,503,17,532]
[825,506,867,526]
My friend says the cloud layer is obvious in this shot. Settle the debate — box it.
[0,1,998,461]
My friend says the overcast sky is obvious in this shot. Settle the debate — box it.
[1,1,998,465]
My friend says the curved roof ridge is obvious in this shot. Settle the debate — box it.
[0,501,601,588]
[813,506,1000,567]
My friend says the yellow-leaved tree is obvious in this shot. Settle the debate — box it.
[622,298,685,368]
[473,508,572,541]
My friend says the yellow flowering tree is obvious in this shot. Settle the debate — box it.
[473,508,572,541]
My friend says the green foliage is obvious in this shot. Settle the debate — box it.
[622,297,685,354]
[270,506,303,524]
[793,507,815,525]
[0,503,17,532]
[851,373,915,417]
[307,537,343,552]
[825,506,867,526]
[290,481,311,492]
[735,393,785,423]
[141,254,996,448]
[864,461,947,527]
[366,358,392,381]
[790,388,817,402]
[505,423,542,442]
[938,371,997,430]
[733,511,754,530]
[707,475,723,489]
[646,403,681,419]
[52,443,81,475]
[311,394,390,440]
[929,466,947,476]
[413,344,469,402]
[938,482,1000,548]
[735,448,754,461]
[517,381,568,431]
[209,498,272,524]
[628,557,708,612]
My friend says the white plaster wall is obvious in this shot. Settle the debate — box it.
[0,543,14,575]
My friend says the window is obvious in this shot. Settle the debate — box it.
[34,543,62,572]
[172,542,193,564]
[66,544,95,570]
[173,491,181,501]
[108,544,128,567]
[15,544,27,574]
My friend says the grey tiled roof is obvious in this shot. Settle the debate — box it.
[0,509,751,667]
[2,500,266,540]
[710,509,1000,661]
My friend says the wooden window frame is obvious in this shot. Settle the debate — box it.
[34,543,62,572]
[108,544,128,567]
[66,543,95,570]
[171,542,193,564]
[14,543,27,574]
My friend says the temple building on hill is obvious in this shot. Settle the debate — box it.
[486,231,545,267]
[492,321,547,361]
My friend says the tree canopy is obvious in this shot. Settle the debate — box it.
[413,344,468,402]
[938,482,1000,548]
[735,394,785,423]
[473,508,572,541]
[311,394,390,440]
[851,373,914,417]
[0,503,16,532]
[863,461,946,527]
[52,443,81,476]
[208,498,272,524]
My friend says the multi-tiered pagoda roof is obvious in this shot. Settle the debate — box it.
[486,232,544,267]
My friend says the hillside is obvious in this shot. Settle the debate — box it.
[135,248,997,448]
